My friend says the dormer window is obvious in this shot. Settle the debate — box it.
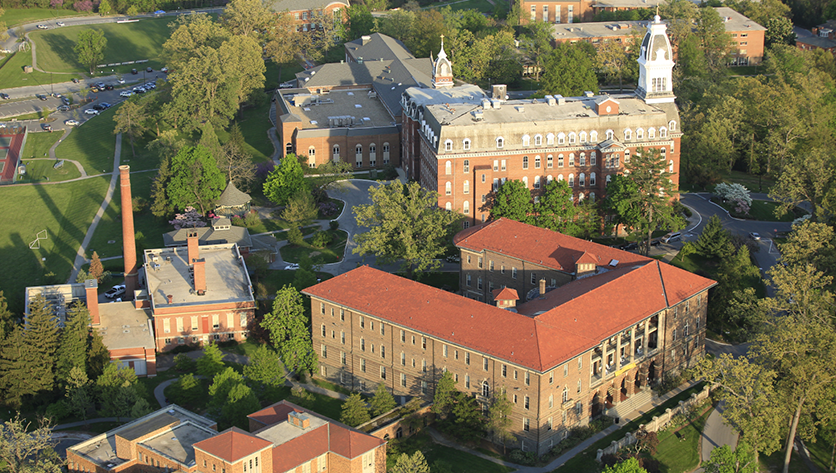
[579,131,587,143]
[568,132,576,144]
[557,133,566,145]
[590,131,598,142]
[463,139,471,150]
[496,137,504,149]
[648,128,656,139]
[624,129,632,141]
[444,140,453,151]
[547,133,555,145]
[522,135,530,146]
[660,127,667,138]
[606,129,614,140]
[636,128,644,140]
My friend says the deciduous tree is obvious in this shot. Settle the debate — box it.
[243,344,285,388]
[264,154,308,205]
[539,42,598,97]
[0,415,63,473]
[603,458,648,473]
[218,123,256,191]
[167,145,226,215]
[74,29,107,74]
[209,367,245,408]
[353,181,461,277]
[534,179,577,232]
[392,451,430,473]
[282,191,318,228]
[261,285,317,375]
[370,382,397,416]
[770,149,835,223]
[489,180,533,224]
[486,388,514,453]
[197,343,226,378]
[221,383,261,429]
[340,393,371,427]
[704,441,758,473]
[431,370,457,419]
[221,0,272,37]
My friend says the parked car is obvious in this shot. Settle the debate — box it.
[445,255,461,263]
[57,105,70,111]
[662,232,682,244]
[36,24,48,29]
[84,108,100,115]
[72,78,79,83]
[41,123,52,132]
[0,93,9,100]
[105,84,114,90]
[146,67,153,73]
[117,77,125,84]
[650,239,662,247]
[105,285,126,299]
[153,9,166,14]
[56,21,65,26]
[161,67,169,73]
[35,94,48,101]
[100,102,112,109]
[131,68,138,75]
[145,82,156,89]
[620,242,638,251]
[93,104,106,111]
[284,263,300,270]
[64,119,79,126]
[133,87,146,94]
[61,97,70,105]
[51,92,62,98]
[120,90,134,97]
[749,232,761,241]
[96,82,106,89]
[89,86,99,93]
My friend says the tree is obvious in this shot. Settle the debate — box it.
[534,179,577,232]
[261,285,317,376]
[309,161,354,191]
[778,221,836,273]
[221,0,272,37]
[151,156,175,218]
[55,302,90,387]
[264,12,312,66]
[343,5,375,41]
[0,326,39,409]
[704,441,758,473]
[488,180,533,224]
[520,21,553,82]
[539,42,598,97]
[113,98,148,158]
[96,362,143,421]
[97,0,111,15]
[0,291,16,341]
[604,148,683,255]
[243,344,285,388]
[765,17,796,47]
[282,191,318,228]
[25,294,60,395]
[340,393,371,427]
[208,367,245,408]
[370,382,397,417]
[218,123,256,191]
[170,373,201,406]
[353,181,461,277]
[87,328,110,379]
[431,371,457,419]
[167,145,226,215]
[197,343,226,378]
[602,458,648,473]
[694,215,733,259]
[264,155,308,206]
[392,451,430,473]
[597,40,633,92]
[75,29,107,74]
[486,388,514,453]
[198,122,224,163]
[770,149,835,223]
[221,383,261,429]
[449,391,484,442]
[0,415,63,473]
[65,367,94,426]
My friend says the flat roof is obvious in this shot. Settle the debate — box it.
[97,302,155,350]
[715,7,766,32]
[118,413,179,441]
[143,244,254,309]
[255,414,328,446]
[280,89,394,130]
[140,422,217,466]
[552,21,644,41]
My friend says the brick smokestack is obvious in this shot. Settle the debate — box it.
[187,230,200,263]
[120,165,138,299]
[84,279,99,325]
[193,258,206,295]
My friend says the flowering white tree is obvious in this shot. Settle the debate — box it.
[715,183,752,206]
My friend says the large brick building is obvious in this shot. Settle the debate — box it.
[68,401,386,473]
[268,0,348,32]
[304,220,715,455]
[402,16,680,227]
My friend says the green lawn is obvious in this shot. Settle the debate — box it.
[264,61,304,89]
[54,105,118,175]
[0,8,94,28]
[254,269,333,297]
[806,433,835,472]
[653,408,709,473]
[0,176,110,314]
[216,94,275,163]
[0,51,83,88]
[29,17,173,74]
[16,132,83,183]
[279,230,347,265]
[712,198,804,222]
[424,0,496,13]
[389,431,514,473]
[86,170,169,259]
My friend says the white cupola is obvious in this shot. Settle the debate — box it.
[432,35,454,89]
[636,15,675,104]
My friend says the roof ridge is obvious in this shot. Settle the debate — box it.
[655,260,670,307]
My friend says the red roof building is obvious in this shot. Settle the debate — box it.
[304,220,714,455]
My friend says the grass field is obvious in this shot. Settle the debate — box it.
[215,94,274,163]
[29,17,173,74]
[17,132,82,184]
[0,176,110,314]
[54,104,118,175]
[712,198,805,222]
[0,51,83,89]
[280,230,347,264]
[424,0,496,13]
[388,431,514,473]
[0,8,94,28]
[653,408,709,473]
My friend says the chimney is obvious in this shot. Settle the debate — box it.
[187,230,200,263]
[85,279,99,325]
[193,258,206,295]
[288,411,311,429]
[539,278,546,296]
[167,294,173,304]
[119,166,138,299]
[361,35,371,45]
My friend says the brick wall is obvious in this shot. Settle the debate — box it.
[520,0,593,23]
[459,249,573,302]
[153,303,255,351]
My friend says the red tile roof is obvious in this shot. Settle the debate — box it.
[193,428,272,463]
[492,287,519,301]
[454,218,648,272]
[305,224,716,371]
[248,403,300,428]
[327,423,386,459]
[270,424,330,473]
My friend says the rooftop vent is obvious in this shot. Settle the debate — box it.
[584,91,594,98]
[472,110,483,121]
[481,98,491,110]
[545,95,556,106]
[492,99,501,110]
[516,105,525,113]
[555,94,566,105]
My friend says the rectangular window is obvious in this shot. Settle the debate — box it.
[502,365,507,377]
[525,372,530,386]
[177,317,184,332]
[401,352,406,365]
[524,396,530,409]
[523,418,530,431]
[493,160,499,171]
[549,372,554,384]
[321,325,326,337]
[443,345,448,357]
[341,331,345,344]
[478,257,483,269]
[465,375,470,388]
[501,160,506,171]
[422,359,427,372]
[549,394,554,408]
[320,303,325,314]
[489,261,494,272]
[455,350,459,360]
[191,316,199,331]
[464,159,470,171]
[163,318,170,333]
[359,316,364,328]
[512,268,517,279]
[421,380,428,394]
[465,352,470,365]
[380,366,386,379]
[341,352,346,365]
[422,337,427,349]
[401,373,407,387]
[483,358,489,371]
[514,370,518,380]
[531,273,537,285]
[361,359,366,372]
[578,358,582,371]
[340,308,345,321]
[321,345,327,358]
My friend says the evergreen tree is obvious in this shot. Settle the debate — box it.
[694,215,733,259]
[198,122,224,163]
[197,343,226,378]
[261,286,318,375]
[488,180,533,224]
[339,393,371,427]
[87,328,110,380]
[65,367,94,425]
[89,252,104,282]
[55,302,90,387]
[24,295,60,395]
[431,371,457,419]
[370,382,397,417]
[0,291,15,341]
[0,326,38,409]
[150,156,174,218]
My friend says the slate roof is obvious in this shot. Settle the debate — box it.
[344,33,416,63]
[193,428,272,463]
[216,182,251,207]
[797,35,836,49]
[163,226,253,249]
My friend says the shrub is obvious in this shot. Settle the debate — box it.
[287,227,304,245]
[174,353,196,372]
[244,211,260,228]
[50,0,63,7]
[318,201,339,217]
[508,449,537,466]
[329,220,339,230]
[44,400,72,421]
[231,216,246,226]
[126,5,138,14]
[289,385,315,409]
[74,0,93,11]
[311,231,332,248]
[132,196,147,213]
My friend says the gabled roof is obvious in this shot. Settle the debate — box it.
[271,425,330,472]
[454,218,646,273]
[327,423,386,459]
[193,428,272,463]
[216,182,251,207]
[595,96,620,105]
[163,226,253,249]
[344,33,415,62]
[492,287,519,301]
[576,251,598,265]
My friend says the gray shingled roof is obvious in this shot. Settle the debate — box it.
[344,33,416,62]
[163,226,254,249]
[269,0,347,13]
[216,182,251,207]
[797,35,836,49]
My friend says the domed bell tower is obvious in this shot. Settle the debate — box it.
[636,15,675,104]
[432,35,454,89]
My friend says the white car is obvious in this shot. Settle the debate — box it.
[56,21,65,26]
[36,24,48,29]
[117,78,126,84]
[284,263,300,270]
[120,90,134,97]
[84,108,100,116]
[161,67,169,73]
[64,119,79,126]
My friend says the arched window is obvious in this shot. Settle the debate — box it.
[535,156,541,169]
[547,133,555,145]
[445,182,452,195]
[463,139,471,151]
[606,175,612,185]
[624,129,632,141]
[557,133,566,145]
[661,148,667,156]
[568,174,575,187]
[660,127,667,138]
[547,155,554,168]
[579,173,586,187]
[558,154,565,168]
[547,175,553,184]
[569,153,575,167]
[579,131,587,143]
[496,137,504,148]
[444,139,453,151]
[463,201,470,214]
[445,202,452,211]
[534,176,541,189]
[562,387,568,402]
[624,149,631,163]
[568,132,576,144]
[590,192,596,202]
[370,144,376,155]
[463,180,469,194]
[579,192,585,201]
[482,380,490,397]
[307,147,316,167]
[669,160,674,173]
[558,174,564,182]
[579,152,586,166]
[356,144,362,157]
[523,156,529,169]
[534,134,542,146]
[286,142,293,155]
[648,128,656,139]
[445,161,452,175]
[636,128,644,140]
[669,120,676,131]
[332,144,340,161]
[590,151,597,166]
[590,172,596,186]
[522,176,529,187]
[606,129,614,140]
[590,131,598,142]
[522,135,531,146]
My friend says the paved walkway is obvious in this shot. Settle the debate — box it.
[699,403,739,465]
[67,133,121,283]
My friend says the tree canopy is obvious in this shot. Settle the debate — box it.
[264,155,308,206]
[74,29,107,75]
[166,145,226,215]
[539,42,598,97]
[261,285,317,375]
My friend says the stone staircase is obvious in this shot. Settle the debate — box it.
[606,388,653,420]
